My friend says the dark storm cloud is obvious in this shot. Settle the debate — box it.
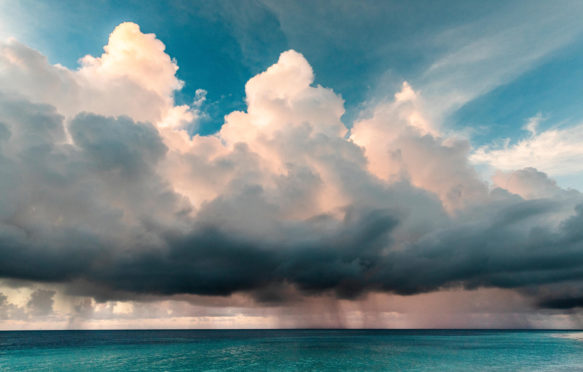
[378,203,583,295]
[1,94,583,308]
[14,189,394,301]
[83,199,583,302]
[538,296,583,310]
[1,205,399,300]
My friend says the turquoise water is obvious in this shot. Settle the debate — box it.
[1,330,582,371]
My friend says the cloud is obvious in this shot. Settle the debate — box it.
[1,22,583,329]
[472,121,583,178]
[27,289,56,316]
[539,296,583,310]
[491,167,578,200]
[417,1,583,120]
[0,22,196,129]
[350,82,488,211]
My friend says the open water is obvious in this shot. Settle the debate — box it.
[1,329,583,371]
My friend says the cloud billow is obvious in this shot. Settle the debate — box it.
[1,22,583,312]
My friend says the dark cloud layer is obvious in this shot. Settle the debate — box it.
[539,297,583,310]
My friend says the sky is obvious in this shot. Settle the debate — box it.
[1,0,583,329]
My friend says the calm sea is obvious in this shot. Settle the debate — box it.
[1,329,582,371]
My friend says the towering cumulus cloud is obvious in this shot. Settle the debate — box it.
[1,23,583,328]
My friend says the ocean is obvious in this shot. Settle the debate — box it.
[1,330,582,371]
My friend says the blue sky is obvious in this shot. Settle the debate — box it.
[6,0,583,141]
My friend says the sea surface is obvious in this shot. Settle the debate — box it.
[1,329,582,371]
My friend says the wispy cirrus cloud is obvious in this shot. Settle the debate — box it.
[418,1,583,121]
